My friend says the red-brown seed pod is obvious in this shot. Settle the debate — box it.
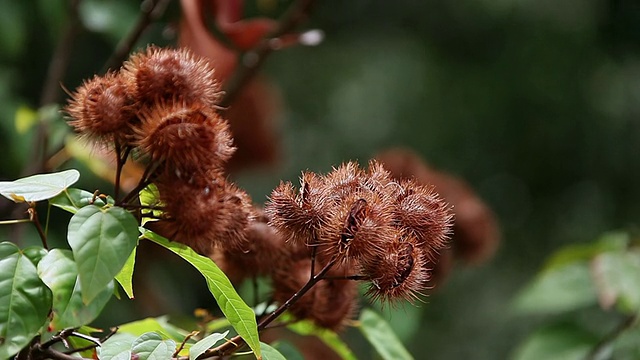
[317,192,396,267]
[211,208,292,283]
[363,235,430,304]
[148,178,254,254]
[265,172,330,246]
[135,100,235,179]
[322,162,365,203]
[65,71,136,146]
[122,46,222,108]
[393,180,453,261]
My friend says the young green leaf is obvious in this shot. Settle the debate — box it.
[287,318,356,360]
[0,242,53,359]
[114,246,136,299]
[189,330,229,360]
[21,246,48,267]
[37,249,113,330]
[260,342,287,360]
[131,332,177,360]
[68,205,138,304]
[0,169,80,202]
[142,229,261,359]
[359,308,414,360]
[50,188,108,214]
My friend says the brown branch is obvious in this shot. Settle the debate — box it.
[102,0,172,72]
[218,0,317,108]
[28,207,48,250]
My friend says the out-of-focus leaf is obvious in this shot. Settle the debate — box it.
[114,246,136,299]
[68,205,138,304]
[260,342,287,360]
[37,249,113,330]
[592,250,640,314]
[513,262,597,314]
[142,229,261,359]
[189,331,229,360]
[14,105,37,134]
[359,308,414,360]
[513,323,597,360]
[0,169,80,202]
[287,318,356,360]
[50,188,108,214]
[544,232,629,271]
[0,242,52,359]
[271,341,304,360]
[131,332,176,360]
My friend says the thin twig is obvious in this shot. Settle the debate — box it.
[28,207,48,250]
[102,0,172,72]
[586,314,638,360]
[218,0,317,107]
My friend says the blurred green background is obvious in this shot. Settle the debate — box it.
[0,0,639,359]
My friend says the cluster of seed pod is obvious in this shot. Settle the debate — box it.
[262,161,453,327]
[65,46,453,332]
[65,46,255,254]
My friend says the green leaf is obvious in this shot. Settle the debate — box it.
[14,105,37,134]
[99,333,136,360]
[287,318,356,360]
[513,261,598,315]
[142,229,261,359]
[117,317,191,344]
[189,331,229,360]
[68,205,138,304]
[0,169,80,203]
[592,251,640,314]
[131,332,177,360]
[139,184,163,224]
[271,341,304,360]
[0,242,53,359]
[513,323,597,360]
[260,342,287,360]
[37,249,113,330]
[50,188,108,214]
[359,308,414,360]
[114,246,136,299]
[21,246,48,267]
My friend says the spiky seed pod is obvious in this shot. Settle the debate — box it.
[322,162,365,202]
[393,180,453,261]
[363,235,429,304]
[149,178,255,254]
[318,192,395,267]
[265,172,330,246]
[122,46,222,108]
[361,159,396,195]
[211,208,292,283]
[65,71,136,145]
[135,100,235,180]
